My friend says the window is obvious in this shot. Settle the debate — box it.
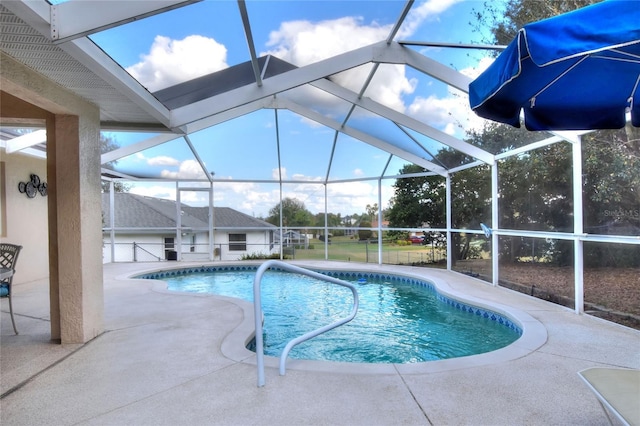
[164,237,176,260]
[229,233,247,251]
[164,237,174,250]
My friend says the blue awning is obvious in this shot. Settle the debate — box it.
[469,0,640,130]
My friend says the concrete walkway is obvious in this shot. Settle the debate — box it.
[2,261,639,425]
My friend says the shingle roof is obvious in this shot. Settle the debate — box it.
[102,193,275,229]
[185,206,275,229]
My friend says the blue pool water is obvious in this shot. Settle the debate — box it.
[145,267,521,364]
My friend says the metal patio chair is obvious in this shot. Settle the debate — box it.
[0,243,22,335]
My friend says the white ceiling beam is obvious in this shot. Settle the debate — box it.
[398,41,508,51]
[551,130,590,144]
[170,40,489,162]
[494,130,588,161]
[101,168,139,180]
[181,98,274,134]
[277,98,448,176]
[379,42,473,93]
[101,133,180,165]
[237,0,262,87]
[5,129,47,154]
[184,135,213,183]
[102,98,272,164]
[311,79,494,164]
[448,160,485,174]
[386,0,414,43]
[50,0,201,43]
[170,41,388,128]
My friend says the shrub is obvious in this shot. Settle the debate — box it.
[358,221,372,240]
[240,252,282,260]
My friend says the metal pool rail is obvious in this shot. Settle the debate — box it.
[253,260,359,387]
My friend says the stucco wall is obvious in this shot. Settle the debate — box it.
[2,50,104,342]
[102,233,172,263]
[1,150,49,284]
[102,230,277,262]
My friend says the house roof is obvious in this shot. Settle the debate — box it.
[102,192,275,230]
[182,205,275,229]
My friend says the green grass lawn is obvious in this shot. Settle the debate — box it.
[288,235,445,264]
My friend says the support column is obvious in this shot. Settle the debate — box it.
[377,178,383,265]
[209,181,214,261]
[573,137,584,314]
[109,180,115,263]
[49,114,104,343]
[47,117,61,341]
[176,181,182,261]
[491,162,499,286]
[3,51,104,344]
[446,173,452,271]
[324,184,329,260]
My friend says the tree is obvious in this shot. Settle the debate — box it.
[358,220,372,241]
[266,197,313,227]
[387,164,446,229]
[387,160,492,262]
[386,1,639,267]
[472,0,599,48]
[582,129,640,266]
[312,212,342,237]
[365,203,378,224]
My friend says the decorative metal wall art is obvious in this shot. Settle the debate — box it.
[18,174,47,198]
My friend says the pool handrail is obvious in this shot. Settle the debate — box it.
[253,260,359,387]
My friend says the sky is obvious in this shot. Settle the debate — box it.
[92,0,497,218]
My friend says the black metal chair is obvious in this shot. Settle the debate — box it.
[0,243,22,335]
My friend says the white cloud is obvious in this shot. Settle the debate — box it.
[160,159,207,180]
[262,16,416,114]
[128,176,390,218]
[273,167,286,180]
[291,173,322,181]
[127,35,228,91]
[406,56,496,137]
[134,152,181,166]
[264,17,386,67]
[461,56,495,80]
[147,155,180,166]
[325,181,381,215]
[215,179,279,217]
[130,184,175,200]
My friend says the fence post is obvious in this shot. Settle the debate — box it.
[133,242,137,262]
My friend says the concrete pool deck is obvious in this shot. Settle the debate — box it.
[2,261,639,425]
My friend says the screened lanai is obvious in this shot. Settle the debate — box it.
[1,0,638,336]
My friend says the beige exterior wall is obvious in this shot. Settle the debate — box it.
[0,150,49,284]
[2,51,104,343]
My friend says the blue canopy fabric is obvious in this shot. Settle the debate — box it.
[469,0,640,131]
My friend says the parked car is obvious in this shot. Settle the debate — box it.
[409,235,424,244]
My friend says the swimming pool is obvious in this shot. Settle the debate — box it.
[138,265,522,364]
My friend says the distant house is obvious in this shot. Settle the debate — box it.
[371,219,389,229]
[102,193,277,262]
[276,230,309,248]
